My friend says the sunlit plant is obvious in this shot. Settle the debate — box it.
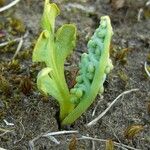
[32,0,113,126]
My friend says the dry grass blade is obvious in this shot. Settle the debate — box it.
[87,89,139,127]
[105,139,114,150]
[146,0,150,6]
[44,135,60,144]
[0,0,20,12]
[144,62,150,78]
[0,127,14,136]
[12,37,23,60]
[137,8,143,22]
[29,130,79,150]
[0,37,21,47]
[0,147,7,150]
[42,130,78,137]
[14,118,25,144]
[124,125,144,139]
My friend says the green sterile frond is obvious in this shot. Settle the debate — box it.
[37,67,62,101]
[33,1,75,121]
[41,0,60,32]
[55,24,76,74]
[32,30,53,67]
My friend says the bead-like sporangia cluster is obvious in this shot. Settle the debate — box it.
[70,16,113,104]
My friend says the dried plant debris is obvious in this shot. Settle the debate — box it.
[105,139,114,150]
[0,0,21,13]
[20,76,33,95]
[111,0,125,9]
[112,47,130,65]
[0,0,5,6]
[117,70,128,87]
[69,135,77,150]
[144,62,150,78]
[124,125,144,139]
[147,102,150,114]
[143,54,150,78]
[147,53,150,63]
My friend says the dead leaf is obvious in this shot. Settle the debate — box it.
[65,66,78,89]
[115,48,130,63]
[124,125,144,139]
[105,139,114,150]
[69,135,77,150]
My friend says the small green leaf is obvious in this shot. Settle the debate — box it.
[55,24,76,76]
[55,24,76,63]
[37,67,62,101]
[32,30,53,67]
[41,0,60,32]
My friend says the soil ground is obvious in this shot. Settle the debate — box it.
[0,0,150,149]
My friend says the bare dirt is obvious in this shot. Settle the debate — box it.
[0,0,150,149]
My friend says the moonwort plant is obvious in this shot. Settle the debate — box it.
[32,0,113,126]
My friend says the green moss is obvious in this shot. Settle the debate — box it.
[8,17,25,34]
[0,75,10,95]
[0,0,5,6]
[8,59,20,72]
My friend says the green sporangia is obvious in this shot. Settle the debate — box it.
[32,0,113,126]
